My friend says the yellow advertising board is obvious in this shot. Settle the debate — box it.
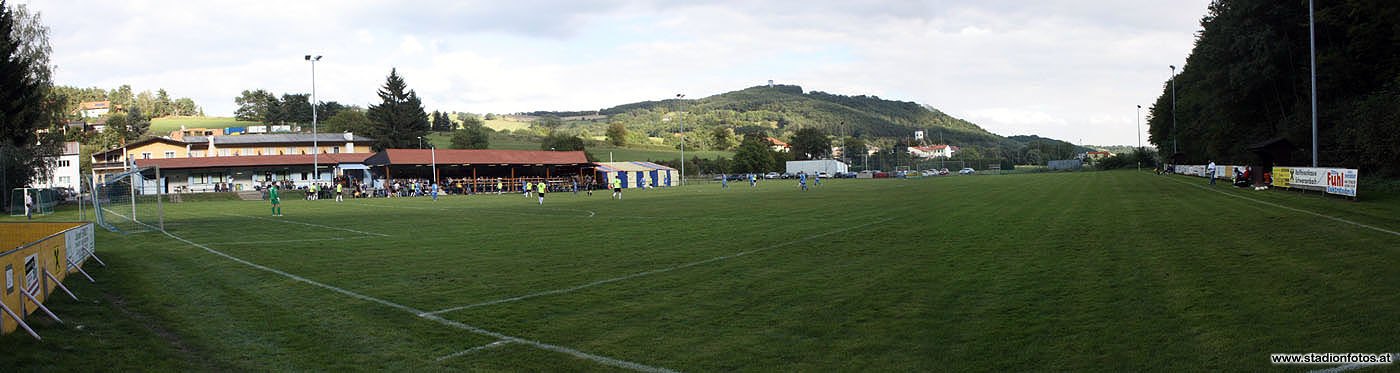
[1272,167,1291,188]
[0,222,91,336]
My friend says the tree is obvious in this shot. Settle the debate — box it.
[366,68,430,151]
[451,126,490,149]
[234,89,276,122]
[316,101,346,121]
[431,110,453,131]
[1,0,61,213]
[540,131,584,151]
[323,109,373,135]
[732,136,775,173]
[277,93,312,125]
[844,137,867,161]
[534,116,562,129]
[790,127,831,160]
[124,107,151,139]
[606,122,628,146]
[173,97,199,116]
[155,88,172,117]
[458,113,483,128]
[711,126,738,150]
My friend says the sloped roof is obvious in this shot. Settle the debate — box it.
[594,161,675,172]
[134,153,372,170]
[90,137,187,158]
[185,133,372,145]
[365,149,589,166]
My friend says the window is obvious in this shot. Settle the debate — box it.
[58,176,70,184]
[141,152,151,159]
[332,146,340,154]
[56,160,70,167]
[266,147,275,155]
[190,150,204,157]
[219,149,231,156]
[301,172,308,180]
[164,151,176,158]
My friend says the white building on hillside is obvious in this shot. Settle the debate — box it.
[909,145,958,158]
[33,141,81,190]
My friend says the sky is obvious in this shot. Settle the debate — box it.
[25,0,1210,146]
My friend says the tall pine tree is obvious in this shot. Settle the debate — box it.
[366,68,429,151]
[1,0,59,212]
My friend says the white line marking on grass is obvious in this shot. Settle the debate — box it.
[221,213,390,236]
[357,202,598,219]
[161,235,672,371]
[423,216,897,316]
[201,236,377,245]
[435,339,514,361]
[1308,353,1396,373]
[1166,178,1400,236]
[149,227,676,373]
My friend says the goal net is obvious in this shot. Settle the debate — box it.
[93,166,165,234]
[8,188,58,217]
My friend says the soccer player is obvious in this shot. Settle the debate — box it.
[537,179,547,205]
[611,177,622,200]
[572,179,579,195]
[799,172,808,191]
[749,173,757,187]
[431,182,440,201]
[335,182,344,202]
[814,172,822,186]
[496,179,503,195]
[269,185,282,216]
[721,174,728,189]
[24,191,33,220]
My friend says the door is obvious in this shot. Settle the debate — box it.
[635,172,644,188]
[649,170,659,187]
[617,172,628,188]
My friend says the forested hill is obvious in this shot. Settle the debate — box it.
[1145,1,1400,175]
[599,85,1011,148]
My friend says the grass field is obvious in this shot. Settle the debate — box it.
[149,116,250,133]
[2,171,1396,371]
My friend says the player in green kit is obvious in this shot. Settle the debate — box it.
[537,179,547,205]
[269,185,282,216]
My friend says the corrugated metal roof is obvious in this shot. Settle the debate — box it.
[185,133,373,145]
[364,149,589,166]
[135,153,372,170]
[594,162,672,172]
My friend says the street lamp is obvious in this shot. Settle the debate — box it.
[676,93,685,186]
[1136,104,1142,171]
[1308,0,1318,166]
[305,54,322,181]
[1170,65,1177,156]
[417,136,424,149]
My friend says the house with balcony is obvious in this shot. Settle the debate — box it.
[90,132,374,183]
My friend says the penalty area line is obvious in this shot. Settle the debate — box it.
[148,225,674,372]
[423,215,897,316]
[436,339,514,362]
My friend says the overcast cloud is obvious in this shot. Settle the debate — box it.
[27,0,1209,146]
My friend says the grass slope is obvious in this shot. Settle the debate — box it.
[149,117,251,133]
[2,171,1396,371]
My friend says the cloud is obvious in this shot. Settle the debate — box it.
[29,0,1207,146]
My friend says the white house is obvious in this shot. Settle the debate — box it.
[909,145,958,158]
[78,101,112,118]
[33,141,81,190]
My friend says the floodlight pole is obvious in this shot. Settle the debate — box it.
[1170,65,1177,156]
[431,144,437,183]
[676,93,685,186]
[1136,104,1142,171]
[1309,0,1318,167]
[306,55,322,181]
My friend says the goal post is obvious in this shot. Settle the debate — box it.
[8,188,57,217]
[92,166,165,234]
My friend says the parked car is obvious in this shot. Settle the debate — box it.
[816,171,830,178]
[764,172,781,179]
[959,168,976,175]
[781,172,796,179]
[874,171,890,178]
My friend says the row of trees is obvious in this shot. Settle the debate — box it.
[233,89,349,126]
[54,85,201,118]
[1147,0,1400,175]
[1,1,63,211]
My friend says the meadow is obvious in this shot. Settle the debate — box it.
[1,171,1396,371]
[149,116,249,133]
